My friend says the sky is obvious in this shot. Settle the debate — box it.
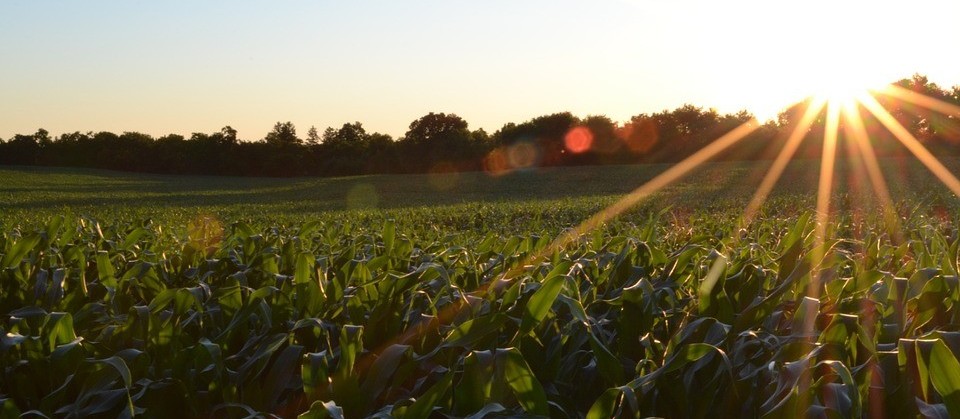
[2,0,959,141]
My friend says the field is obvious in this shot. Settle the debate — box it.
[4,159,960,418]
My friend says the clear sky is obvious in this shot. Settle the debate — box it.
[2,0,958,141]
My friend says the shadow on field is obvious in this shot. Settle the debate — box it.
[0,157,951,217]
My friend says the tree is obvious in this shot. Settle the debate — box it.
[313,122,394,176]
[0,131,42,165]
[398,113,477,171]
[402,113,470,148]
[34,128,51,147]
[264,121,300,145]
[620,114,659,155]
[492,112,580,166]
[581,115,619,155]
[306,126,320,145]
[885,74,952,143]
[220,126,238,145]
[323,122,367,148]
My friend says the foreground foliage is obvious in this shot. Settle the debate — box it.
[3,200,960,418]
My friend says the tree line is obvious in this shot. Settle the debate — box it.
[2,75,958,177]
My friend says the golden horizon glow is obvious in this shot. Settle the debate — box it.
[3,1,958,139]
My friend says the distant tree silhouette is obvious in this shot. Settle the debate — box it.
[2,74,958,177]
[398,112,480,172]
[220,126,238,145]
[493,112,580,166]
[265,121,300,146]
[306,126,321,145]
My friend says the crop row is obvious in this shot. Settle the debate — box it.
[2,207,960,417]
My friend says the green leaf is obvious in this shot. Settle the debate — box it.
[586,387,621,419]
[298,400,345,419]
[699,254,727,314]
[503,348,549,416]
[96,356,133,389]
[44,312,77,353]
[441,313,507,350]
[930,340,960,418]
[119,228,149,251]
[360,344,412,400]
[303,352,332,401]
[264,345,304,410]
[1,234,40,269]
[295,252,315,285]
[519,272,567,336]
[402,371,453,419]
[336,325,364,381]
[96,251,115,284]
[662,343,714,374]
[0,398,21,418]
[382,220,396,255]
[589,332,625,385]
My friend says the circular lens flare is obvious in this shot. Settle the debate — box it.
[564,127,593,154]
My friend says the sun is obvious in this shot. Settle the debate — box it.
[712,0,918,123]
[803,38,890,109]
[812,73,873,109]
[747,56,891,122]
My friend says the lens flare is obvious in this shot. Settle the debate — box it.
[507,141,540,169]
[564,127,593,154]
[620,118,659,154]
[483,148,511,176]
[346,183,379,209]
[356,80,960,406]
[428,162,460,191]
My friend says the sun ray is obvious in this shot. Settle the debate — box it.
[807,102,841,307]
[545,120,760,250]
[876,84,960,117]
[359,119,761,361]
[700,101,825,303]
[859,94,960,197]
[837,98,910,418]
[742,99,827,223]
[794,101,842,416]
[359,86,955,386]
[841,100,904,244]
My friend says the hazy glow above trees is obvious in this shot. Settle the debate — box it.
[0,0,957,139]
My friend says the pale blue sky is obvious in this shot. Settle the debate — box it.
[2,0,958,140]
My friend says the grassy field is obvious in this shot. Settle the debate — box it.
[4,160,960,418]
[0,157,949,223]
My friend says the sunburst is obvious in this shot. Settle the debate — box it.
[356,79,960,395]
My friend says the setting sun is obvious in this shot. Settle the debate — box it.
[674,0,957,122]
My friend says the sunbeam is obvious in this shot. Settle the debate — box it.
[877,84,960,117]
[842,99,905,244]
[547,121,759,250]
[701,100,826,299]
[743,99,826,223]
[859,94,960,197]
[358,119,762,365]
[809,102,841,303]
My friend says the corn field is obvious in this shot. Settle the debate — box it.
[2,199,960,419]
